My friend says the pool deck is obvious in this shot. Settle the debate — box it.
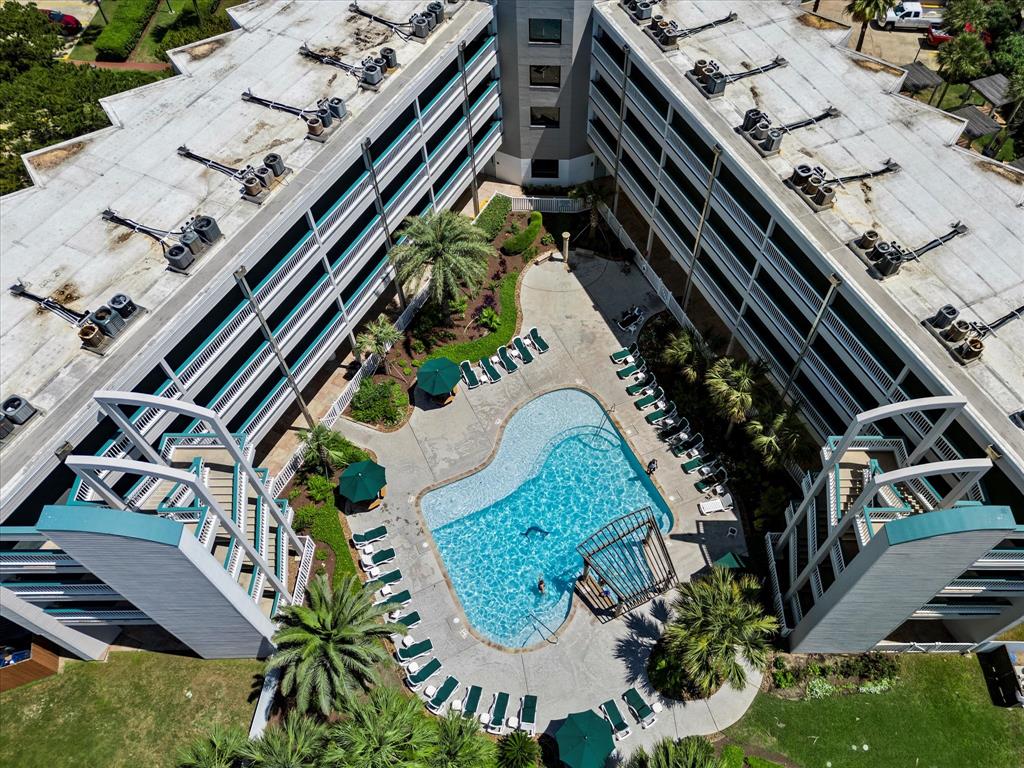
[332,254,761,753]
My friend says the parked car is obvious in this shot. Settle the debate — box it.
[926,24,953,45]
[38,8,82,35]
[878,2,943,31]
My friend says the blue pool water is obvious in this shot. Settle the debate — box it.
[421,389,673,648]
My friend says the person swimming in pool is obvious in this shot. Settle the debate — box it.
[537,575,546,595]
[522,525,550,538]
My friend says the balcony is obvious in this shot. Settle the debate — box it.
[0,551,88,575]
[3,582,121,601]
[974,548,1024,569]
[625,81,667,131]
[940,578,1024,596]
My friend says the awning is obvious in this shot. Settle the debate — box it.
[950,105,1001,139]
[969,73,1012,107]
[901,61,942,92]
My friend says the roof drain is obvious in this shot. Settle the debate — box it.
[176,146,289,205]
[241,88,348,142]
[784,159,900,211]
[736,106,839,157]
[847,222,969,279]
[686,57,787,100]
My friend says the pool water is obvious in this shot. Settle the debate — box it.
[421,389,673,648]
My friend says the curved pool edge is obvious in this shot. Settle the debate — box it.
[413,384,678,653]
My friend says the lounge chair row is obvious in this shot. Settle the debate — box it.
[599,687,659,742]
[612,346,679,428]
[460,328,550,388]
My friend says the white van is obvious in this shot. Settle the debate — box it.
[878,2,944,31]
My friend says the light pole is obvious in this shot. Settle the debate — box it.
[562,231,571,271]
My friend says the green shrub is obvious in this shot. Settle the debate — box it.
[834,652,899,682]
[448,293,468,317]
[475,194,512,240]
[771,658,796,690]
[502,211,543,255]
[540,232,555,246]
[522,244,539,263]
[805,677,836,700]
[306,474,335,505]
[291,504,318,532]
[477,306,500,331]
[746,758,786,768]
[858,677,897,694]
[410,338,426,355]
[314,549,328,561]
[307,505,355,583]
[158,13,233,60]
[94,0,159,61]
[720,745,745,768]
[350,378,407,426]
[426,271,519,364]
[497,729,539,768]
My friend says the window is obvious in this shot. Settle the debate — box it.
[530,106,560,128]
[531,159,559,179]
[529,65,561,87]
[529,18,562,44]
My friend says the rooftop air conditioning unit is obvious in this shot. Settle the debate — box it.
[88,305,127,337]
[0,414,14,441]
[2,395,37,425]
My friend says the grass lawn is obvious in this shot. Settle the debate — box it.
[68,0,115,61]
[0,651,263,768]
[131,0,195,63]
[725,654,1024,768]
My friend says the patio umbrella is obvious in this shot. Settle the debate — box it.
[713,550,746,570]
[338,460,386,503]
[555,710,614,768]
[416,357,461,397]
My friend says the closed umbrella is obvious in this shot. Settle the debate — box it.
[555,710,614,768]
[338,460,386,503]
[416,357,462,397]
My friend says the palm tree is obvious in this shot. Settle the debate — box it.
[434,712,496,768]
[325,685,436,768]
[664,568,778,697]
[496,730,540,768]
[705,357,762,438]
[177,724,248,768]
[356,315,403,378]
[942,0,989,34]
[936,32,990,106]
[662,327,716,384]
[745,404,815,469]
[845,0,896,52]
[242,711,326,768]
[389,210,492,309]
[568,179,613,242]
[623,736,720,768]
[266,573,402,716]
[298,423,356,478]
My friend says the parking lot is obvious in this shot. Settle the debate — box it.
[806,0,941,68]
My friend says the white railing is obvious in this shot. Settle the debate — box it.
[51,610,153,624]
[508,196,588,214]
[764,533,792,635]
[291,535,317,606]
[318,176,374,239]
[625,81,667,130]
[7,583,119,598]
[873,641,975,653]
[712,184,765,245]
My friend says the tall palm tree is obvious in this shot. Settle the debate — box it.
[845,0,896,52]
[664,568,778,697]
[298,423,357,478]
[266,573,402,716]
[568,178,612,242]
[325,685,436,768]
[389,210,492,309]
[496,730,540,768]
[356,315,403,378]
[745,404,815,469]
[662,327,716,384]
[623,736,720,768]
[177,724,248,768]
[241,711,326,768]
[942,0,989,34]
[705,357,762,438]
[434,712,496,768]
[936,32,991,106]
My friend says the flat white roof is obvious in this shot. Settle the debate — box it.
[0,1,486,452]
[598,0,1024,462]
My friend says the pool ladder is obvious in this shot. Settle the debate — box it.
[528,612,560,644]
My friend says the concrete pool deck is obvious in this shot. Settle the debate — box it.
[332,255,761,754]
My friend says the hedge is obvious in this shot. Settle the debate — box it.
[475,194,512,240]
[427,270,519,363]
[94,0,159,61]
[502,210,542,254]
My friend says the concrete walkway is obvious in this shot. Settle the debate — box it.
[332,255,760,756]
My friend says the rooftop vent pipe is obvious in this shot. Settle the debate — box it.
[8,281,89,326]
[349,2,420,41]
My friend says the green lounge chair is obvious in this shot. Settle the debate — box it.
[617,357,645,379]
[352,525,387,546]
[406,657,441,691]
[360,547,395,570]
[427,675,459,713]
[460,360,480,389]
[397,637,433,663]
[626,377,655,396]
[480,356,502,383]
[528,327,549,353]
[487,691,510,734]
[610,343,638,363]
[645,403,675,424]
[695,473,723,493]
[376,589,411,607]
[623,687,657,728]
[396,610,421,629]
[461,685,483,718]
[670,435,702,458]
[681,455,705,473]
[601,700,632,740]
[513,336,535,364]
[365,569,402,590]
[518,694,538,736]
[498,346,518,373]
[634,388,664,410]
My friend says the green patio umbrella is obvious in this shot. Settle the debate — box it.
[713,550,746,570]
[338,460,386,503]
[555,710,614,768]
[416,357,461,397]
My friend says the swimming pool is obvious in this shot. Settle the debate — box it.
[421,389,673,648]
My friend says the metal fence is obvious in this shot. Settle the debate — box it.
[508,196,589,214]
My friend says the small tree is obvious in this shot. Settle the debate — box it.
[356,315,403,378]
[705,357,763,439]
[568,179,613,243]
[845,0,896,52]
[936,32,991,106]
[299,423,359,478]
[623,736,719,768]
[943,0,990,35]
[242,712,326,768]
[745,404,816,469]
[326,685,436,768]
[496,730,539,768]
[662,327,716,384]
[434,712,496,768]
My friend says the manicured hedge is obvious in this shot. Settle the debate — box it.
[427,270,519,364]
[502,210,542,254]
[475,193,511,240]
[94,0,159,61]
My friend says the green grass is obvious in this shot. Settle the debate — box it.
[426,270,520,364]
[725,654,1024,768]
[0,652,262,768]
[311,504,357,584]
[68,0,116,61]
[132,0,194,62]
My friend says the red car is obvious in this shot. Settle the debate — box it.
[926,24,952,45]
[38,8,82,35]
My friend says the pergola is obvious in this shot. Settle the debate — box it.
[968,73,1012,112]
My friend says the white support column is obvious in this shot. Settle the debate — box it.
[97,401,165,467]
[69,466,126,510]
[907,402,966,464]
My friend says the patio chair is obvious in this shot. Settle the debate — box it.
[427,675,460,713]
[360,547,396,570]
[375,589,411,607]
[528,327,550,353]
[625,376,655,397]
[394,610,421,629]
[406,658,442,691]
[517,694,538,736]
[622,687,658,728]
[680,454,706,473]
[610,342,639,363]
[487,691,510,734]
[659,418,690,441]
[616,307,644,331]
[645,403,676,425]
[352,525,387,546]
[513,336,535,364]
[364,569,403,589]
[695,469,727,493]
[672,436,704,458]
[634,388,664,410]
[698,497,726,516]
[480,356,502,383]
[396,637,433,664]
[461,685,483,719]
[497,346,519,374]
[600,700,632,740]
[617,358,645,379]
[460,360,481,389]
